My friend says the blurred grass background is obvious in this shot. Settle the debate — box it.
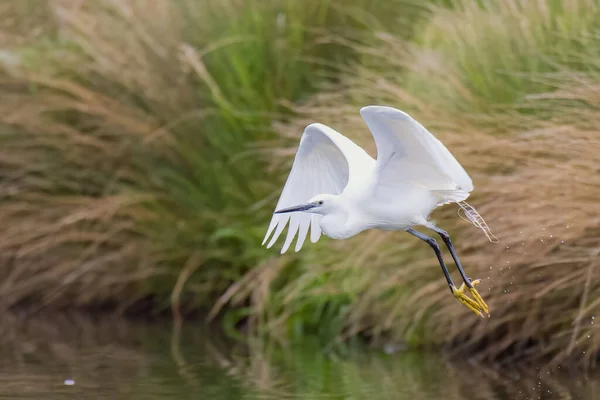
[0,0,598,368]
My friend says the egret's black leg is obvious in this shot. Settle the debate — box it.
[429,226,473,289]
[407,228,487,317]
[406,228,454,293]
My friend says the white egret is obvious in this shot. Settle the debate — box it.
[262,106,493,317]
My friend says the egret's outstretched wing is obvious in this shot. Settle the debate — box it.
[263,123,373,253]
[360,106,473,204]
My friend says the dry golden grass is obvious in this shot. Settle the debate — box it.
[0,77,163,309]
[0,0,205,310]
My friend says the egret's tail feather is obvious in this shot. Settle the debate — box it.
[457,201,499,243]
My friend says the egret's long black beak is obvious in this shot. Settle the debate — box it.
[274,203,315,214]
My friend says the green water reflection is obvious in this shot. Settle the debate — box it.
[0,313,597,399]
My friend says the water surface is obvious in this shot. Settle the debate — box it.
[0,312,597,399]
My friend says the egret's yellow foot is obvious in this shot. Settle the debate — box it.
[468,279,489,315]
[451,279,489,318]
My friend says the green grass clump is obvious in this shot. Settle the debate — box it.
[405,0,600,115]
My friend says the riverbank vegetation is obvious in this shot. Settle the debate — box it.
[0,0,598,368]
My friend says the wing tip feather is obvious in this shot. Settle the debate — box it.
[262,216,278,246]
[261,234,270,246]
[266,215,290,249]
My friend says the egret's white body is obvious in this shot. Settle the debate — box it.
[263,105,472,253]
[262,106,493,317]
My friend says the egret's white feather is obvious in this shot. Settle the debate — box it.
[359,106,473,205]
[263,123,373,253]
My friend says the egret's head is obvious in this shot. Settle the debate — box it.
[273,194,338,215]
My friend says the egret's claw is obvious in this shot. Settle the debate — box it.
[468,279,489,315]
[451,279,489,318]
[452,284,483,317]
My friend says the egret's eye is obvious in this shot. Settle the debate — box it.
[317,200,324,205]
